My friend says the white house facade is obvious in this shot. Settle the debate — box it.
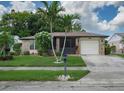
[108,33,124,54]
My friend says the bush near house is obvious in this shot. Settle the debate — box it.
[105,40,111,55]
[111,45,116,54]
[35,31,51,56]
[13,43,22,55]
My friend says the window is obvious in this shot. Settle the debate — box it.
[60,37,75,48]
[30,41,35,50]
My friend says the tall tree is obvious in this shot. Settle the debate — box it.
[37,1,64,62]
[0,11,31,37]
[59,14,80,61]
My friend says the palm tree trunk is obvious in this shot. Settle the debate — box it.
[59,30,67,61]
[50,21,58,62]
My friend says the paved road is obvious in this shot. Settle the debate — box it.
[1,81,124,91]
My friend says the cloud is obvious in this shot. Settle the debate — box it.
[0,1,36,20]
[109,6,124,27]
[0,4,8,20]
[10,1,36,12]
[61,1,124,32]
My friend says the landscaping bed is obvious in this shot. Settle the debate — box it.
[0,70,89,81]
[0,55,86,67]
[114,54,124,58]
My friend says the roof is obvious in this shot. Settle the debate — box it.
[108,33,124,42]
[20,32,108,40]
[115,33,124,37]
[51,32,108,37]
[20,36,35,40]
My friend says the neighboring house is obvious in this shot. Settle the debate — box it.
[20,32,108,55]
[20,36,37,54]
[108,33,124,54]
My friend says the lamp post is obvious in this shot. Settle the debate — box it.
[63,54,67,77]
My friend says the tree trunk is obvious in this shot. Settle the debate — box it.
[50,21,58,62]
[59,29,67,61]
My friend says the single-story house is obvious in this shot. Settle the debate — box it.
[20,32,108,55]
[108,33,124,54]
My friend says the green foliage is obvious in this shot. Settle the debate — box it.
[105,40,111,55]
[0,31,14,57]
[35,31,51,54]
[0,12,31,37]
[111,45,116,53]
[23,51,30,55]
[13,43,22,55]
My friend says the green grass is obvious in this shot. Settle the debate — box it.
[113,54,124,58]
[0,70,89,81]
[0,55,86,67]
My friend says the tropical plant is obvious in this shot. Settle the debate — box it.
[35,31,51,55]
[37,1,64,61]
[0,31,14,58]
[59,14,80,61]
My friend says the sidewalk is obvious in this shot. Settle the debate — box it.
[0,67,88,71]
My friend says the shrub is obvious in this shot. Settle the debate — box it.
[13,43,22,55]
[38,50,42,56]
[10,51,16,56]
[35,31,51,56]
[23,51,30,55]
[105,45,111,55]
[111,45,116,54]
[0,56,13,61]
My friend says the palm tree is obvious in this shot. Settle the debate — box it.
[59,14,80,61]
[37,1,64,62]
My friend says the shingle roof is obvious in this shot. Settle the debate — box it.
[116,33,124,37]
[51,32,108,37]
[20,32,108,40]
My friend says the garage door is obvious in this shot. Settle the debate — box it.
[80,40,99,54]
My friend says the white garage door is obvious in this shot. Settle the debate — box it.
[80,40,99,55]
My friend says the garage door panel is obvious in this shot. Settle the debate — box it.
[81,40,99,54]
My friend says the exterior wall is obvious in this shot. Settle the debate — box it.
[21,37,105,55]
[21,39,38,54]
[78,37,105,55]
[108,34,122,53]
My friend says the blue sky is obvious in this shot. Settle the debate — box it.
[0,1,124,37]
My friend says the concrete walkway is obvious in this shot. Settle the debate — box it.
[0,67,88,71]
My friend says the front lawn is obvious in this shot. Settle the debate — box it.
[0,70,89,81]
[0,55,86,67]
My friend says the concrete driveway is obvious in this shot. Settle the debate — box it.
[80,55,124,82]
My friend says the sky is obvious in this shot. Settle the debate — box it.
[0,1,124,37]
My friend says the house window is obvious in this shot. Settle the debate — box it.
[65,38,75,48]
[30,41,35,50]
